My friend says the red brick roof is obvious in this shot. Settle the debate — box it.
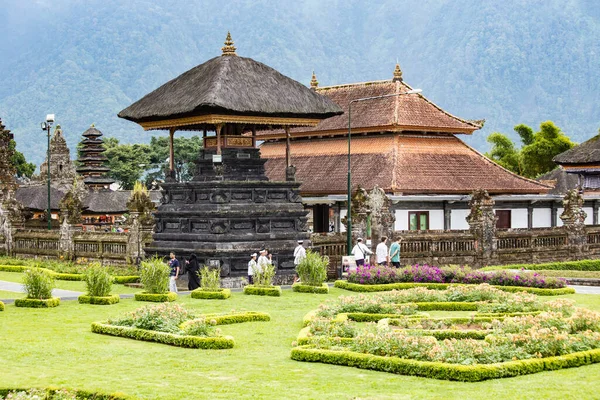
[257,79,481,139]
[262,134,550,195]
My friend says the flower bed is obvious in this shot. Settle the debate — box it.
[78,294,120,305]
[292,283,329,294]
[92,303,269,349]
[191,288,231,300]
[0,388,134,399]
[291,289,600,380]
[14,297,60,308]
[348,264,567,289]
[134,292,177,302]
[243,285,282,297]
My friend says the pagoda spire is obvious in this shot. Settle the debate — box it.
[392,63,403,82]
[310,71,319,90]
[221,31,237,56]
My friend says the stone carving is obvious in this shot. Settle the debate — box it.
[210,190,230,204]
[288,189,302,203]
[127,182,155,227]
[59,217,74,259]
[0,119,17,190]
[185,189,194,203]
[560,189,588,258]
[180,219,190,233]
[38,126,77,188]
[254,190,267,203]
[286,165,296,182]
[466,189,497,266]
[367,186,396,245]
[59,178,85,225]
[341,185,369,241]
[256,220,270,233]
[209,220,230,234]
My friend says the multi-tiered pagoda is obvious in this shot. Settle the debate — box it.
[76,125,115,190]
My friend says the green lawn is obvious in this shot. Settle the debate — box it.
[534,270,600,279]
[0,288,599,399]
[0,271,141,295]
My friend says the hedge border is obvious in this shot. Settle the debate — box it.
[200,311,271,325]
[243,285,282,297]
[191,288,231,300]
[14,297,60,308]
[134,292,177,302]
[91,322,234,349]
[0,264,140,284]
[292,283,329,294]
[78,294,120,305]
[290,346,600,382]
[334,280,575,296]
[113,276,140,284]
[0,300,4,311]
[0,387,135,399]
[296,326,354,346]
[415,302,479,311]
[483,259,600,272]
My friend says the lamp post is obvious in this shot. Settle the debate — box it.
[346,89,422,255]
[40,114,55,230]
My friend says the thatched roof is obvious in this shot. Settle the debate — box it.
[553,134,600,165]
[537,168,579,195]
[118,40,342,130]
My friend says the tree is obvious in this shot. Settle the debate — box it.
[144,135,203,185]
[485,121,575,178]
[103,138,151,190]
[10,140,35,179]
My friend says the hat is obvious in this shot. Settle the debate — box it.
[260,249,267,253]
[357,238,363,242]
[297,240,304,244]
[251,253,257,257]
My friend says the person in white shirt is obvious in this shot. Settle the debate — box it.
[247,253,257,284]
[257,249,271,273]
[375,236,389,266]
[351,238,373,266]
[293,240,307,283]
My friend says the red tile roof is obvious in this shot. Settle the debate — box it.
[262,134,550,195]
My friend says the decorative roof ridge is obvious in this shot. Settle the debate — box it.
[457,137,552,190]
[316,79,391,91]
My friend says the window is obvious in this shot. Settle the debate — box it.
[496,210,511,229]
[409,211,429,231]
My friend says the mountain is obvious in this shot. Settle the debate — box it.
[1,0,599,167]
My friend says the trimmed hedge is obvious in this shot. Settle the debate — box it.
[303,310,318,326]
[334,280,575,296]
[0,265,29,273]
[292,283,329,294]
[91,322,234,349]
[0,301,4,311]
[134,292,177,302]
[78,294,120,305]
[113,276,140,284]
[296,326,354,346]
[400,328,490,340]
[201,311,271,325]
[191,288,231,300]
[484,259,600,272]
[0,264,140,284]
[290,345,600,382]
[243,285,282,297]
[0,387,135,399]
[14,297,60,308]
[415,302,479,311]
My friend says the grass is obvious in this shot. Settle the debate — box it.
[533,270,600,279]
[0,288,599,399]
[0,271,141,296]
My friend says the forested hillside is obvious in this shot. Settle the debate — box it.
[1,0,599,166]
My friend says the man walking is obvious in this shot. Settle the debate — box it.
[376,236,389,266]
[247,253,257,284]
[293,240,306,283]
[389,236,402,268]
[351,238,373,266]
[168,252,180,292]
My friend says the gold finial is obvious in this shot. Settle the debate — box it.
[91,123,95,128]
[221,31,237,56]
[392,63,403,82]
[310,71,319,89]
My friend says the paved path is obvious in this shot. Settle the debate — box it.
[0,280,83,299]
[569,285,600,295]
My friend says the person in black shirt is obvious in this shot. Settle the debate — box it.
[186,253,200,290]
[168,252,180,292]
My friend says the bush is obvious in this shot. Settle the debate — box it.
[202,311,271,325]
[0,301,4,311]
[180,317,218,337]
[139,256,170,294]
[83,262,113,297]
[292,283,329,294]
[14,297,60,308]
[108,303,192,334]
[243,285,282,296]
[113,276,140,284]
[0,388,134,400]
[199,266,221,291]
[22,267,55,299]
[254,264,276,287]
[78,294,120,305]
[296,250,328,286]
[134,292,177,302]
[191,288,231,299]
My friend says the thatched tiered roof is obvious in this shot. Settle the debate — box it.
[554,134,600,168]
[76,125,114,188]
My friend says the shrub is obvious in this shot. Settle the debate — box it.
[296,250,328,286]
[0,388,133,400]
[83,262,113,297]
[484,259,600,272]
[78,294,120,305]
[14,298,60,308]
[108,303,192,334]
[191,288,231,299]
[199,266,221,291]
[202,311,271,325]
[243,285,282,296]
[180,317,218,337]
[253,264,276,287]
[139,256,170,294]
[134,292,177,302]
[22,267,55,299]
[292,283,329,294]
[0,301,4,311]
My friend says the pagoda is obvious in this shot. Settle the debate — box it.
[118,33,342,279]
[76,125,115,190]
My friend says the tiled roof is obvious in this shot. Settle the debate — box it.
[257,79,481,139]
[261,134,550,195]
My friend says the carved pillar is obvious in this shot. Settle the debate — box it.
[333,203,341,233]
[367,186,395,245]
[560,189,588,259]
[466,190,497,267]
[216,124,223,155]
[59,208,74,260]
[126,212,145,265]
[443,201,451,231]
[168,127,176,181]
[594,200,599,225]
[527,203,534,229]
[551,202,558,227]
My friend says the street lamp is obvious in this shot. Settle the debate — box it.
[40,114,55,230]
[346,89,422,255]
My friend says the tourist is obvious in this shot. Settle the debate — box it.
[293,240,306,283]
[351,238,372,266]
[257,249,271,272]
[186,253,200,290]
[168,252,180,292]
[247,253,257,284]
[376,236,389,266]
[389,236,402,268]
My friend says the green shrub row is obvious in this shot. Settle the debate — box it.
[0,387,135,399]
[386,314,536,326]
[296,326,354,346]
[483,259,600,271]
[14,297,60,308]
[0,301,4,311]
[201,311,271,325]
[0,264,140,283]
[191,288,231,300]
[91,322,234,349]
[290,346,600,382]
[292,283,329,294]
[134,292,177,302]
[113,276,140,284]
[400,328,489,340]
[346,312,406,322]
[243,285,282,297]
[334,280,575,296]
[78,294,120,305]
[415,302,479,311]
